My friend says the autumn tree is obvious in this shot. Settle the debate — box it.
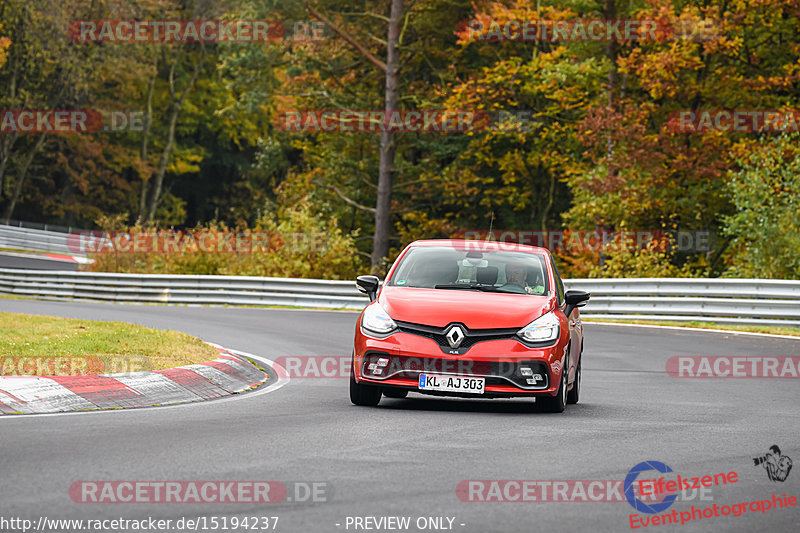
[723,133,800,279]
[563,0,800,275]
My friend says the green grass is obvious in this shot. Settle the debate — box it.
[0,246,66,255]
[0,246,38,253]
[584,318,800,337]
[0,312,219,375]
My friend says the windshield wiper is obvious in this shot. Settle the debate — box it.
[434,283,533,294]
[492,286,528,294]
[434,283,499,292]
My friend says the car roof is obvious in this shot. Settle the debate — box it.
[407,239,550,255]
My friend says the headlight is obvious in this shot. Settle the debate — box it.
[517,311,560,343]
[361,302,397,334]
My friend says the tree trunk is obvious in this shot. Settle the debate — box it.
[371,0,403,271]
[145,102,178,225]
[541,171,556,231]
[0,132,19,201]
[600,0,618,268]
[145,47,205,225]
[604,0,618,160]
[3,132,47,223]
[136,62,157,225]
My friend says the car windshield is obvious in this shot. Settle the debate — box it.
[387,246,549,295]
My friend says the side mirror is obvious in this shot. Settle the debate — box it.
[356,275,380,302]
[564,290,590,318]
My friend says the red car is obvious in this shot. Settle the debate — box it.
[351,239,589,412]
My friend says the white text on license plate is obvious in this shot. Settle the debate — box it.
[418,373,484,394]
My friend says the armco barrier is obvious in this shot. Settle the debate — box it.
[562,278,800,327]
[0,224,83,256]
[0,269,798,326]
[0,269,366,309]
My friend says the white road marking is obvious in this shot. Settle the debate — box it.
[583,321,800,340]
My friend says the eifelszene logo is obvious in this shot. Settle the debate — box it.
[625,461,678,514]
[753,445,793,482]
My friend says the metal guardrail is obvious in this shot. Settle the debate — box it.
[563,278,800,327]
[0,224,83,256]
[2,219,77,233]
[0,269,366,309]
[0,269,798,326]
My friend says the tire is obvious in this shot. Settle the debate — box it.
[350,360,382,406]
[539,358,568,413]
[567,358,581,405]
[382,388,409,399]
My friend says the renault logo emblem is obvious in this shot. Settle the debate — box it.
[445,325,466,349]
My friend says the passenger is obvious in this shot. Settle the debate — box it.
[528,269,546,295]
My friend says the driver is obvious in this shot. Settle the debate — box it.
[500,262,528,293]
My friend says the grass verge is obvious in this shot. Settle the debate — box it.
[584,318,800,337]
[0,312,219,375]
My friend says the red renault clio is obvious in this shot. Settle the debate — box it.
[351,239,589,412]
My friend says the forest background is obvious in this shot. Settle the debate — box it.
[1,0,798,280]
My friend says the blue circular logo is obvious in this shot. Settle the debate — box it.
[624,461,677,514]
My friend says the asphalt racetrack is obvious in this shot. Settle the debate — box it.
[1,299,798,533]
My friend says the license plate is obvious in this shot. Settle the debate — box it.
[418,373,485,394]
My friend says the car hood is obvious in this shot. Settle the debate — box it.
[378,286,554,329]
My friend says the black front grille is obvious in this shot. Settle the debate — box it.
[361,352,550,389]
[396,321,519,354]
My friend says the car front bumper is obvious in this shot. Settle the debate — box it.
[354,328,566,397]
